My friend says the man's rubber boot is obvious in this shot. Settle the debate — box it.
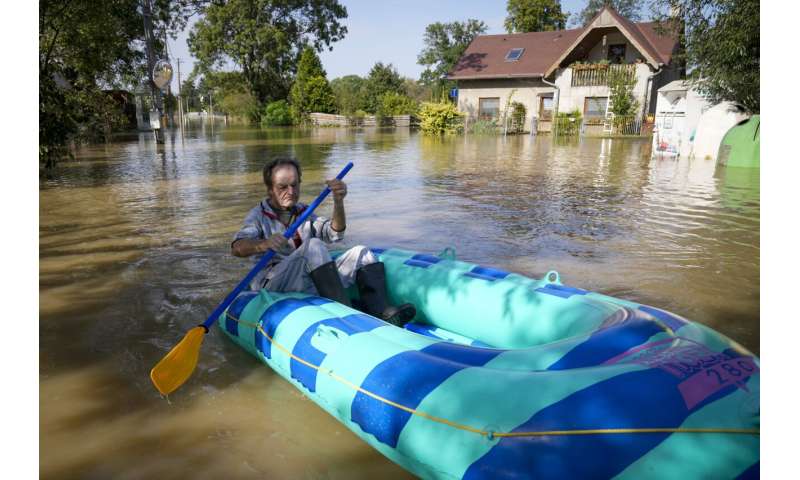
[309,261,351,307]
[355,262,416,327]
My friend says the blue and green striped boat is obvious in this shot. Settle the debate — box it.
[220,247,760,479]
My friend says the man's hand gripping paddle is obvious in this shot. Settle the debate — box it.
[150,162,354,395]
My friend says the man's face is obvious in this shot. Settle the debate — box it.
[268,165,300,209]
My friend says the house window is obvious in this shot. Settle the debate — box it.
[505,48,525,62]
[584,97,608,120]
[479,98,500,119]
[539,95,554,121]
[607,44,626,64]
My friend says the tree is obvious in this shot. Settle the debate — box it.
[652,0,759,114]
[417,19,487,98]
[181,78,200,111]
[39,0,197,169]
[330,75,368,114]
[505,0,568,33]
[572,0,643,27]
[402,77,433,103]
[200,70,249,96]
[376,92,419,119]
[205,70,259,121]
[607,67,638,117]
[364,62,404,113]
[220,92,260,121]
[188,0,348,105]
[289,46,337,122]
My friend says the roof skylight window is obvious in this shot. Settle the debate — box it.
[505,48,525,62]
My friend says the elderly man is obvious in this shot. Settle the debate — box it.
[231,157,414,326]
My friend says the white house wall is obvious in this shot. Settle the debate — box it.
[553,63,651,118]
[584,31,648,64]
[456,62,655,131]
[456,78,554,132]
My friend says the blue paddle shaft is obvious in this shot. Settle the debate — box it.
[201,162,354,329]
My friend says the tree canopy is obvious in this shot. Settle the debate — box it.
[188,0,347,105]
[505,0,568,33]
[417,19,487,93]
[330,75,368,114]
[39,0,198,168]
[364,62,404,113]
[376,92,419,118]
[180,78,201,111]
[289,46,337,121]
[572,0,643,27]
[652,0,759,113]
[402,78,433,103]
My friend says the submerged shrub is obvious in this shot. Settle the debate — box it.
[220,92,260,123]
[262,100,293,126]
[418,101,464,135]
[555,108,582,136]
[377,92,419,116]
[347,109,367,126]
[469,118,499,135]
[510,101,527,133]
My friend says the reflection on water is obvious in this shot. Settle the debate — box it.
[40,126,759,478]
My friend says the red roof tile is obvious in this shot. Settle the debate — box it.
[633,22,680,65]
[447,29,585,79]
[448,7,678,80]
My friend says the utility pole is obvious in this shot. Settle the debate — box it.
[176,58,184,127]
[142,0,165,143]
[163,29,172,128]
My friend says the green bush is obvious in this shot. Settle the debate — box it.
[347,109,367,126]
[377,92,418,116]
[376,92,419,125]
[555,108,582,136]
[220,92,260,123]
[261,100,293,126]
[418,101,464,135]
[510,101,527,134]
[608,67,639,117]
[468,118,499,135]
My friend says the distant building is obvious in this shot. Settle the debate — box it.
[102,89,137,130]
[447,6,681,134]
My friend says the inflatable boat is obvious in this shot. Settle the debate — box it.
[219,247,760,479]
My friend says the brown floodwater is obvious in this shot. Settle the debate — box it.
[40,125,759,478]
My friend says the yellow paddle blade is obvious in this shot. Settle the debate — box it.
[150,326,207,396]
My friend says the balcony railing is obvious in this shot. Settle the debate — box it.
[571,63,637,87]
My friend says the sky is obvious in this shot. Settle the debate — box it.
[166,0,589,91]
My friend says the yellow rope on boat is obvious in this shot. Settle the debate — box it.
[227,313,760,439]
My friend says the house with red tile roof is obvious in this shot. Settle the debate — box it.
[447,6,681,134]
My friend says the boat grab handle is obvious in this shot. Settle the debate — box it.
[438,247,456,260]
